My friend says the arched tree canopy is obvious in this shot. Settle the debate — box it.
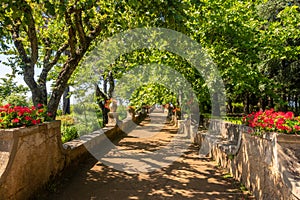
[0,0,299,116]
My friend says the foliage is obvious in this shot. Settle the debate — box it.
[243,109,300,134]
[0,103,52,128]
[73,111,102,135]
[224,116,243,125]
[0,76,29,106]
[0,0,170,116]
[185,0,300,114]
[0,0,299,118]
[56,115,75,126]
[61,126,78,143]
[0,77,28,99]
[71,96,104,129]
[1,93,29,107]
[129,83,177,110]
[231,102,244,114]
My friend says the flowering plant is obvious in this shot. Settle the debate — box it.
[243,109,300,135]
[0,103,52,129]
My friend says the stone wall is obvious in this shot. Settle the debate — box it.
[195,120,300,200]
[0,121,64,200]
[0,113,146,200]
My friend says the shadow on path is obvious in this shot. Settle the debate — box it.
[38,110,253,200]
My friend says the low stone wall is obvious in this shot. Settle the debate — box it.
[0,121,65,200]
[196,120,300,200]
[0,114,146,200]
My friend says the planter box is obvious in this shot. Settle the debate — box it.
[0,121,65,200]
[277,134,300,144]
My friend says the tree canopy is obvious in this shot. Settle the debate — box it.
[0,0,299,117]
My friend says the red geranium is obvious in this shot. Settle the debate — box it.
[12,118,20,123]
[0,104,52,129]
[243,109,300,135]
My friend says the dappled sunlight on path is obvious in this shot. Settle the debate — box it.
[98,110,191,173]
[43,110,252,200]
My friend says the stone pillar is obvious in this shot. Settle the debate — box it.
[107,112,119,127]
[126,108,136,120]
[106,100,119,127]
[177,120,185,133]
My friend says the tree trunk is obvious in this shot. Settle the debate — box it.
[212,92,220,117]
[270,97,274,108]
[63,86,71,115]
[227,98,233,113]
[284,94,288,111]
[95,82,112,127]
[96,100,109,126]
[295,95,298,115]
[47,58,81,118]
[244,93,250,114]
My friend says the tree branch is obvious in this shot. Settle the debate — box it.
[74,10,86,49]
[11,24,30,65]
[104,78,107,94]
[39,43,69,85]
[65,6,77,56]
[87,24,102,41]
[11,21,37,87]
[49,43,69,66]
[108,71,115,98]
[23,4,38,65]
[43,38,52,67]
[95,83,108,100]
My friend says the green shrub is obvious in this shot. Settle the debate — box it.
[73,111,102,135]
[61,126,78,143]
[56,109,63,116]
[224,116,243,124]
[56,115,75,126]
[72,104,85,115]
[0,93,29,107]
[232,102,244,113]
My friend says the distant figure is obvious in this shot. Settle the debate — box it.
[164,103,169,114]
[168,103,174,120]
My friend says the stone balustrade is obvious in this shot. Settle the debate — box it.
[194,120,300,200]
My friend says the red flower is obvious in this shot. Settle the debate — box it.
[294,125,300,131]
[0,104,50,129]
[25,116,32,121]
[38,109,44,113]
[285,111,294,119]
[4,104,11,109]
[37,103,43,108]
[12,118,20,123]
[244,109,300,134]
[276,118,284,126]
